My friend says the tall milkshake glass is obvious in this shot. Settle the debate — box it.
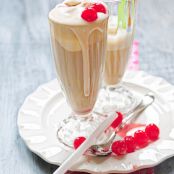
[49,0,108,146]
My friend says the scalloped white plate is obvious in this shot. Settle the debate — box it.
[17,71,174,173]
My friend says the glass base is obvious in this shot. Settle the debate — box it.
[95,85,139,114]
[57,113,107,148]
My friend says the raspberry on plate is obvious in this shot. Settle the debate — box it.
[81,8,98,22]
[91,3,107,14]
[73,136,86,149]
[124,136,136,153]
[134,130,149,148]
[111,140,127,156]
[145,123,160,141]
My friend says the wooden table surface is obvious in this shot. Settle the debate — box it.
[0,0,174,173]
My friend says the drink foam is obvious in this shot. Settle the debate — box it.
[49,0,108,26]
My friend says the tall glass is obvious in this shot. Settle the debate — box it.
[49,3,108,146]
[97,0,138,114]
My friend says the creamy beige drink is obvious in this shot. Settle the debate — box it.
[104,16,133,85]
[49,1,108,115]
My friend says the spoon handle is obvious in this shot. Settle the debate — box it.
[119,93,155,130]
[108,94,155,143]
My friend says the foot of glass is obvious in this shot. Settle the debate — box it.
[57,113,106,148]
[95,85,139,114]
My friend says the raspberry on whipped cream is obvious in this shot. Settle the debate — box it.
[81,2,107,22]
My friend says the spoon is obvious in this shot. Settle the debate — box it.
[86,93,155,156]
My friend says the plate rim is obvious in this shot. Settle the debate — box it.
[17,70,174,173]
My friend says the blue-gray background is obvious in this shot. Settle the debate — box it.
[0,0,174,173]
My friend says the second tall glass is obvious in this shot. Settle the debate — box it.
[97,0,138,114]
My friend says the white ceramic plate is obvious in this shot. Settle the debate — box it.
[17,71,174,173]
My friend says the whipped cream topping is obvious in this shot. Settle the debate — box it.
[107,29,133,50]
[49,0,108,25]
[107,15,133,50]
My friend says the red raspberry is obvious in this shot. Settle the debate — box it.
[111,140,127,156]
[124,136,136,153]
[73,136,86,149]
[134,130,149,148]
[145,123,160,141]
[91,3,107,14]
[81,8,98,22]
[110,112,123,129]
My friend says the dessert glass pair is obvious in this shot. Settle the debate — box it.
[49,0,137,147]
